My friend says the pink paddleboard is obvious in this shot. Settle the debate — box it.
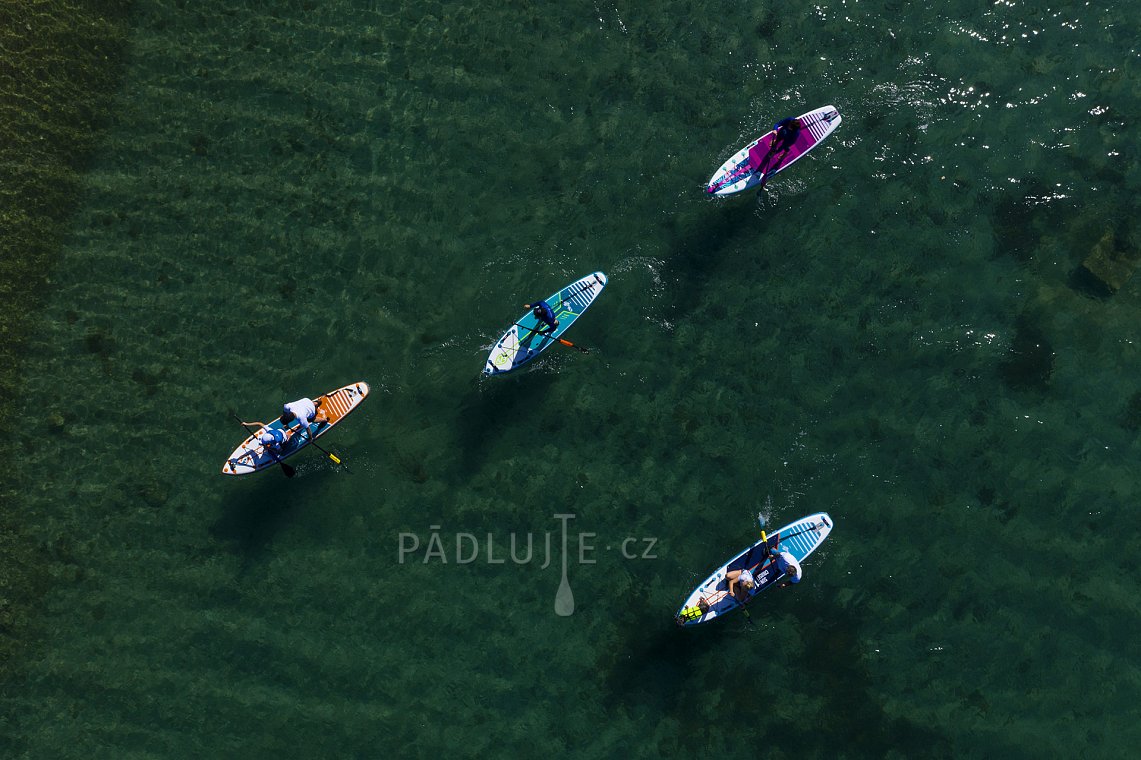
[705,105,842,196]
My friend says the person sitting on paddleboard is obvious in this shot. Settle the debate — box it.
[775,550,803,588]
[257,427,291,455]
[756,116,802,184]
[726,567,757,602]
[523,300,559,334]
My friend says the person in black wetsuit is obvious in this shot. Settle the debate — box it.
[757,116,802,187]
[523,300,559,334]
[772,117,801,150]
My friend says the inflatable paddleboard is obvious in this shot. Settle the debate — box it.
[222,381,369,475]
[675,513,833,626]
[705,105,842,196]
[483,272,607,376]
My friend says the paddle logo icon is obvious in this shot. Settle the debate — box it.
[553,513,575,616]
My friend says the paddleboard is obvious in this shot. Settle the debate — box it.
[483,272,607,376]
[222,381,370,475]
[675,512,833,626]
[705,105,842,196]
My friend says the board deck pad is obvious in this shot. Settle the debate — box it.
[222,381,369,475]
[676,512,833,626]
[705,105,842,196]
[484,272,607,376]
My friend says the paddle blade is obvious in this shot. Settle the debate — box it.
[280,462,296,478]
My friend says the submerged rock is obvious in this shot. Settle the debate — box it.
[1079,230,1139,294]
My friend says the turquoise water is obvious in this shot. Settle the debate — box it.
[3,0,1140,756]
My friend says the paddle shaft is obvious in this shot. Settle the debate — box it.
[772,523,821,544]
[306,435,348,470]
[513,321,588,353]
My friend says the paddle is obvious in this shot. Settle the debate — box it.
[304,431,350,472]
[774,523,822,543]
[230,412,294,478]
[750,522,820,573]
[513,321,589,354]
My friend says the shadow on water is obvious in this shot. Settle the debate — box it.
[209,467,333,564]
[597,591,953,755]
[1068,265,1114,299]
[999,313,1055,391]
[991,177,1057,262]
[791,598,954,756]
[451,371,559,478]
[599,615,738,748]
[659,199,769,322]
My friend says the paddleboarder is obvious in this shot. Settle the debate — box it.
[773,116,802,149]
[281,397,329,439]
[257,426,292,455]
[756,116,802,186]
[755,534,802,588]
[242,398,326,444]
[774,550,803,588]
[522,300,559,334]
[725,567,756,602]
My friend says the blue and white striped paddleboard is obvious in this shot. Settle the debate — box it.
[676,512,833,626]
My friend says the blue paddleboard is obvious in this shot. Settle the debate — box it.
[676,513,833,626]
[483,272,607,376]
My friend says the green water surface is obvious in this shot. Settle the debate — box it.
[2,0,1139,757]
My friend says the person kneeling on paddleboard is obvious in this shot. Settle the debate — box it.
[281,397,326,440]
[523,300,559,334]
[726,567,756,602]
[775,550,803,589]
